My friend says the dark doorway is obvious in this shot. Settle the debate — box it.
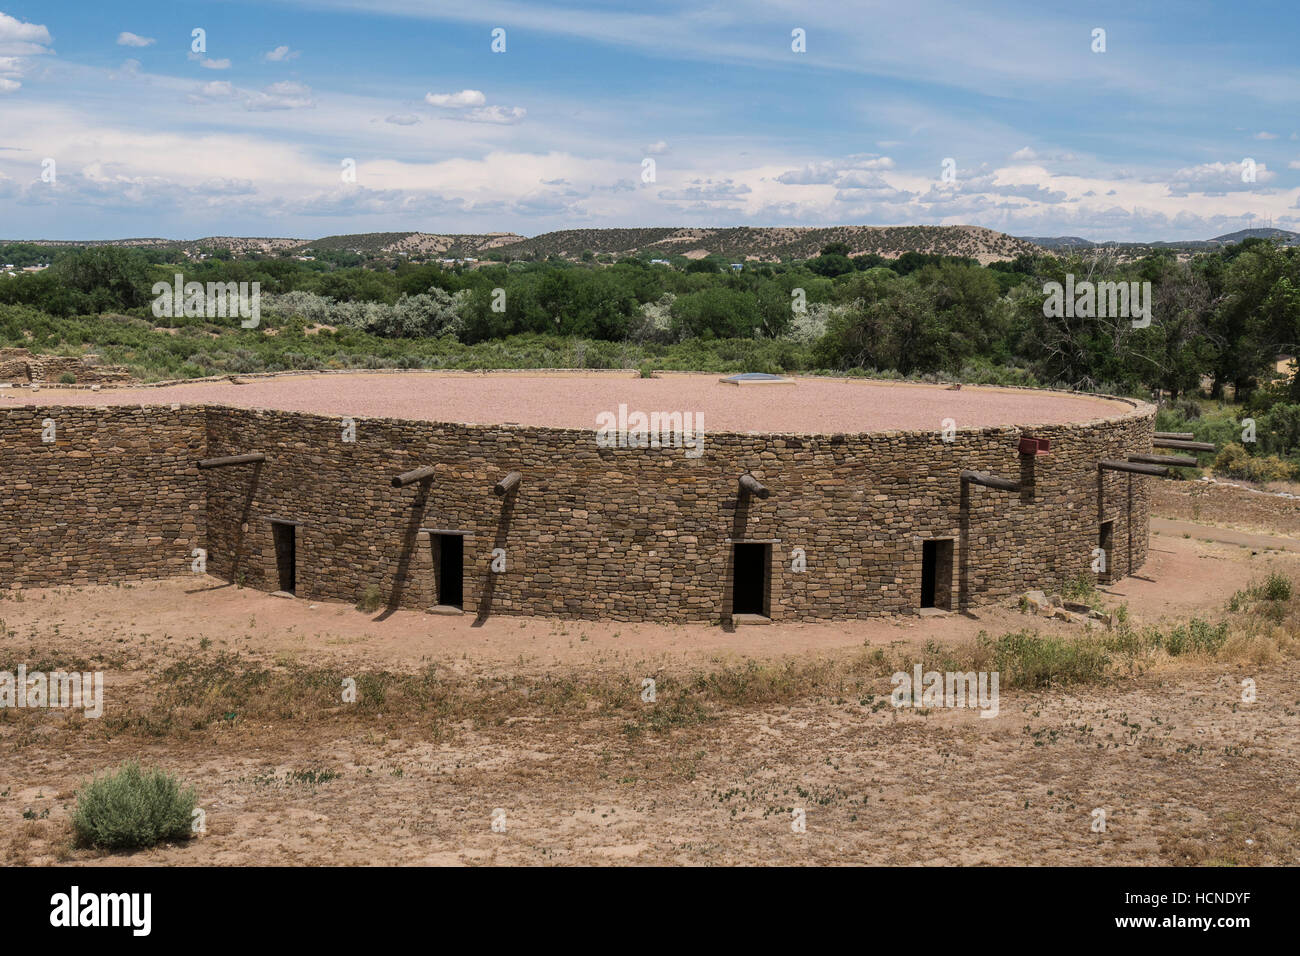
[732,543,770,616]
[921,539,953,610]
[1098,520,1115,583]
[271,521,296,595]
[435,534,464,609]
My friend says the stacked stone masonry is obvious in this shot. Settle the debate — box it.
[1,395,1155,622]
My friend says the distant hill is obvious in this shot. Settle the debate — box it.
[496,225,1040,264]
[298,232,524,256]
[1210,227,1300,244]
[1017,236,1098,249]
[0,225,1051,264]
[1021,228,1300,252]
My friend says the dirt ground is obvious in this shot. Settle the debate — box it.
[2,529,1298,867]
[18,370,1130,434]
[1153,477,1300,538]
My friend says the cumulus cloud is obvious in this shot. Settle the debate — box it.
[0,12,51,56]
[263,45,299,62]
[658,178,752,201]
[199,58,231,70]
[1009,146,1077,162]
[1166,160,1276,195]
[116,32,154,47]
[421,89,524,123]
[644,140,669,155]
[462,105,526,124]
[244,81,314,111]
[0,12,51,91]
[424,89,486,108]
[187,79,313,111]
[385,113,419,126]
[775,155,894,185]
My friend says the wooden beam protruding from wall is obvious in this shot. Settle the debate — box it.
[1154,431,1195,440]
[1129,454,1198,468]
[494,471,522,497]
[197,452,266,469]
[1099,459,1169,477]
[1153,439,1215,452]
[959,469,1020,492]
[738,474,770,499]
[392,466,437,488]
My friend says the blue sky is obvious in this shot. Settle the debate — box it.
[2,0,1299,241]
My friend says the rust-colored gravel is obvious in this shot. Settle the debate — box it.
[12,371,1132,434]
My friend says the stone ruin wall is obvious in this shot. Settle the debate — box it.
[0,397,1154,621]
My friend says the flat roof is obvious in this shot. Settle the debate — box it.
[11,371,1136,435]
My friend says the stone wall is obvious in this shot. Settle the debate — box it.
[0,405,205,586]
[0,395,1154,618]
[200,399,1155,622]
[0,348,133,385]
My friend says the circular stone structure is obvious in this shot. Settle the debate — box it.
[2,371,1155,622]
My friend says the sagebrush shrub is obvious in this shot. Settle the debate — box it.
[72,762,197,850]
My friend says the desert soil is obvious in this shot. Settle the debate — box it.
[17,371,1131,434]
[2,531,1298,866]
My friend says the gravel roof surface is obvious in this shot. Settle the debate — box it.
[15,371,1133,435]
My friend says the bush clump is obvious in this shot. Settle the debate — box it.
[72,762,197,850]
[356,584,383,612]
[1160,619,1229,656]
[984,630,1110,688]
[1212,443,1297,483]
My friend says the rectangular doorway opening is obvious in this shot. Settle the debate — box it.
[732,543,770,618]
[921,539,953,610]
[271,521,296,595]
[1098,520,1115,584]
[435,534,464,610]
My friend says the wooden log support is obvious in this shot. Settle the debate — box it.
[493,471,522,497]
[1153,439,1215,452]
[738,474,770,499]
[1154,431,1195,440]
[959,469,1020,492]
[392,466,436,488]
[1129,453,1199,468]
[1099,459,1169,477]
[197,452,266,469]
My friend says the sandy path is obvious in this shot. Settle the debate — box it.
[1152,518,1300,553]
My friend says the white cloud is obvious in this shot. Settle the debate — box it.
[243,81,314,111]
[658,178,752,201]
[385,113,419,125]
[424,89,487,108]
[463,105,526,124]
[263,45,299,62]
[775,155,895,185]
[199,58,231,70]
[423,89,524,124]
[1254,131,1278,140]
[201,81,233,97]
[117,32,155,48]
[644,140,669,155]
[0,77,19,94]
[0,12,51,56]
[1009,146,1076,162]
[1167,160,1276,195]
